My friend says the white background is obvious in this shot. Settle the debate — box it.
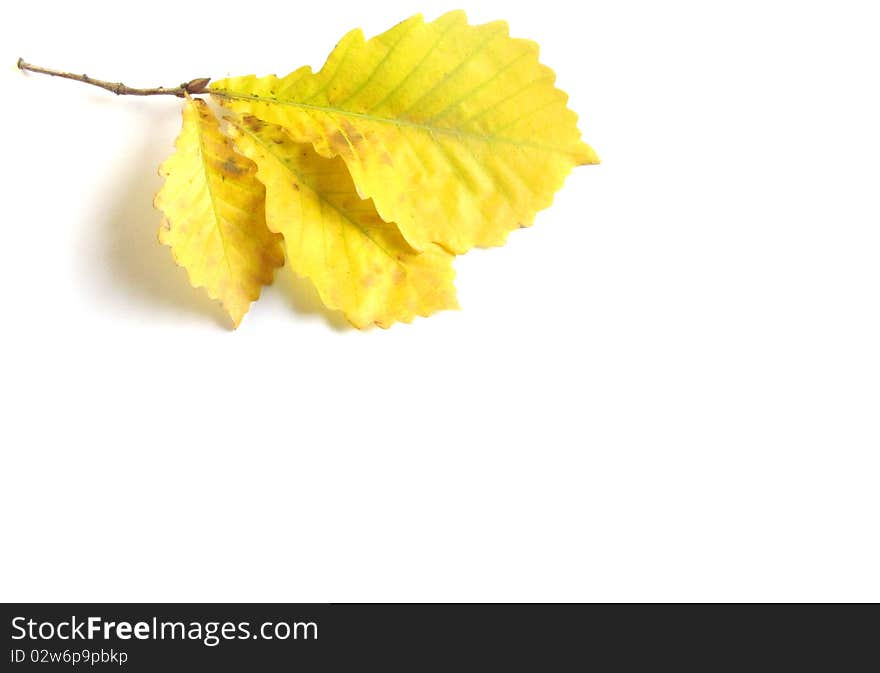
[1,0,878,602]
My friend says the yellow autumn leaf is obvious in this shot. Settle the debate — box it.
[210,11,598,255]
[227,115,458,328]
[154,97,284,327]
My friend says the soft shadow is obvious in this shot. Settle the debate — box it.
[93,101,352,332]
[98,106,229,327]
[275,264,353,332]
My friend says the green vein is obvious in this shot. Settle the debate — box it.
[236,122,402,266]
[395,22,507,118]
[213,89,582,158]
[305,32,361,103]
[425,47,535,125]
[336,17,422,107]
[194,110,233,278]
[364,13,464,114]
[492,96,567,136]
[459,74,556,129]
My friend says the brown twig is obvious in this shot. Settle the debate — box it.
[17,58,210,98]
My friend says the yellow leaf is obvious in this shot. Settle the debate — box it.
[154,98,284,327]
[210,11,599,254]
[227,115,458,329]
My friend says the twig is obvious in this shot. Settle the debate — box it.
[17,58,210,98]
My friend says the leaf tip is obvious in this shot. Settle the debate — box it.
[576,143,601,166]
[228,313,245,330]
[439,9,468,25]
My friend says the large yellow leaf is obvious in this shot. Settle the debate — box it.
[210,11,599,254]
[227,115,458,328]
[154,97,284,327]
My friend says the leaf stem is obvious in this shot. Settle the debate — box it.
[16,58,210,98]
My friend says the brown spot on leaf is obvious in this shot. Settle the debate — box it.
[243,116,265,131]
[328,121,369,159]
[340,119,365,145]
[328,131,350,156]
[222,158,246,175]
